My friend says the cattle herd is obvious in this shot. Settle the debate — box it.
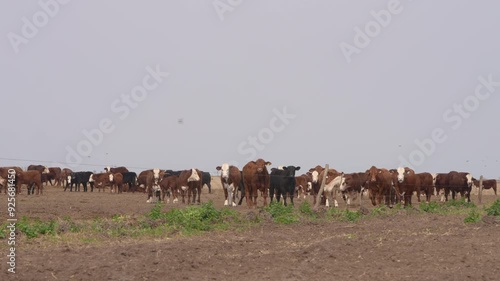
[0,160,497,210]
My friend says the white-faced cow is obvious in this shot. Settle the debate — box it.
[65,171,94,192]
[472,178,497,196]
[216,163,241,207]
[446,171,472,202]
[104,166,129,174]
[242,159,272,208]
[365,166,394,207]
[92,172,114,192]
[178,169,202,204]
[395,167,420,207]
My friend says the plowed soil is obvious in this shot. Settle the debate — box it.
[1,178,500,281]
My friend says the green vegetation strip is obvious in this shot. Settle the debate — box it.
[2,199,500,241]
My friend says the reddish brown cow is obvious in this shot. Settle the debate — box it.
[137,170,153,197]
[294,174,311,199]
[111,173,124,193]
[417,172,434,202]
[472,178,497,196]
[178,168,203,204]
[447,171,472,202]
[242,159,272,208]
[104,166,129,174]
[434,173,449,202]
[91,172,114,192]
[159,175,179,202]
[47,167,62,186]
[216,163,242,207]
[0,167,23,193]
[340,172,368,206]
[395,167,420,207]
[308,165,329,205]
[60,168,73,187]
[16,170,43,195]
[366,166,394,207]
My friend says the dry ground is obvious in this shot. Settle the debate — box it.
[1,177,500,281]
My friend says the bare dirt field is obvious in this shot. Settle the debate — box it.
[1,178,500,281]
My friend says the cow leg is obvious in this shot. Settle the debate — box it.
[207,182,212,194]
[223,183,229,206]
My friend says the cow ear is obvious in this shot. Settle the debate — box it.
[266,162,272,166]
[216,166,221,171]
[296,166,301,171]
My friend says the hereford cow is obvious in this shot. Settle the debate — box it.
[308,165,327,205]
[137,169,163,202]
[447,171,472,202]
[0,166,23,193]
[216,164,241,207]
[28,165,50,174]
[65,171,94,192]
[60,168,73,187]
[270,166,301,206]
[472,178,497,196]
[159,175,179,203]
[178,168,202,204]
[417,172,434,202]
[295,174,312,199]
[104,166,129,174]
[395,167,420,207]
[92,172,114,192]
[340,172,368,206]
[366,166,394,207]
[16,170,42,195]
[111,173,124,193]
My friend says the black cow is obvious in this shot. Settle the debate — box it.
[164,170,183,177]
[269,166,301,206]
[201,171,212,193]
[121,172,137,192]
[65,172,94,192]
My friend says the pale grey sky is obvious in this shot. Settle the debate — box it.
[1,1,500,178]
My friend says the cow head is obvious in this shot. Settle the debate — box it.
[43,166,50,174]
[283,166,300,178]
[216,163,230,179]
[109,173,114,182]
[397,167,405,183]
[105,166,111,173]
[466,173,472,187]
[88,174,94,182]
[255,159,271,173]
[153,169,160,183]
[366,166,378,182]
[67,175,72,184]
[187,168,200,182]
[431,173,437,185]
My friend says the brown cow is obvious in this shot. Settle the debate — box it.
[340,172,368,206]
[434,173,449,202]
[308,165,328,205]
[472,178,497,196]
[395,167,420,207]
[60,168,73,187]
[104,166,129,174]
[47,167,62,186]
[447,171,472,202]
[91,172,114,192]
[417,172,434,202]
[178,168,203,204]
[0,167,23,193]
[366,166,394,207]
[295,174,311,199]
[16,170,43,195]
[216,163,241,207]
[242,159,272,208]
[111,173,124,193]
[159,175,179,202]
